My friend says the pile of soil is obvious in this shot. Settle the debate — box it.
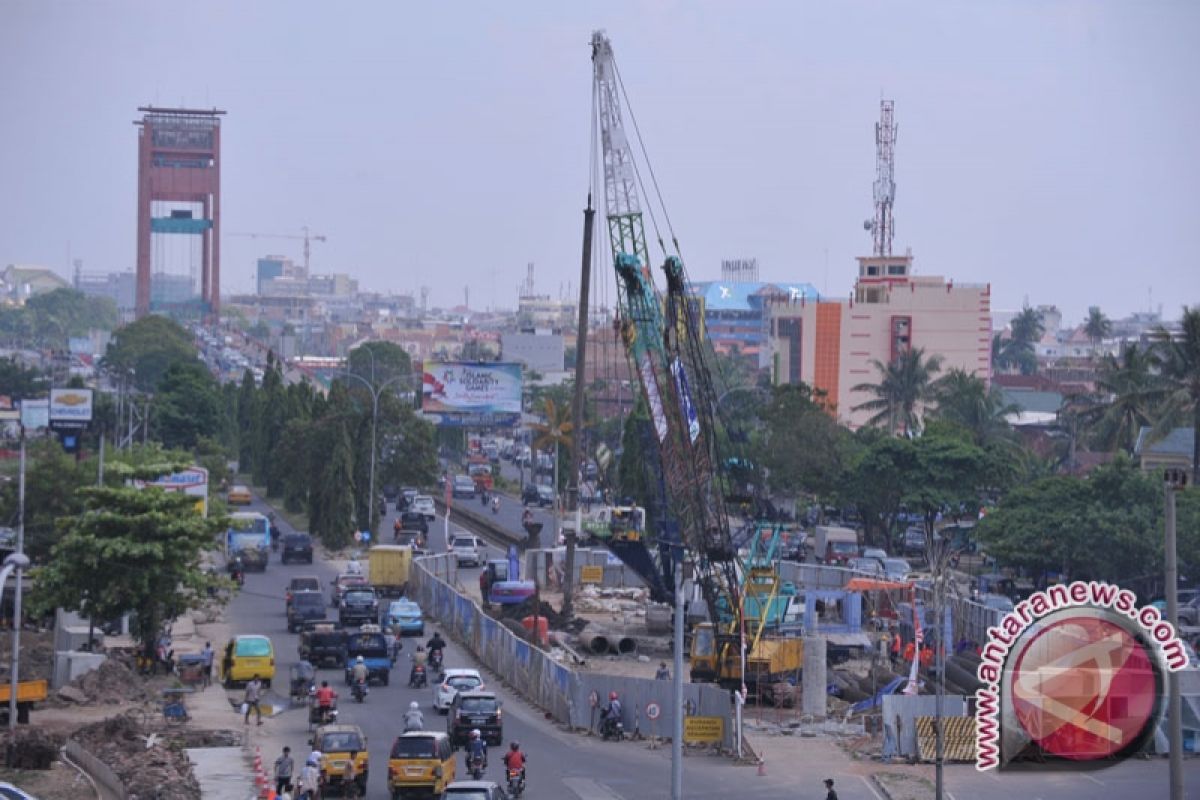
[0,631,55,683]
[0,727,64,770]
[53,656,156,706]
[73,712,201,800]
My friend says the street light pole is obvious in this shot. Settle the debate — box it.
[339,366,413,538]
[1164,470,1186,800]
[8,426,28,731]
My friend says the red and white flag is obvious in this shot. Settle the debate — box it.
[903,589,923,695]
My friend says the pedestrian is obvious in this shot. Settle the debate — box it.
[201,641,214,688]
[297,753,321,800]
[655,662,670,680]
[244,675,264,725]
[823,778,838,800]
[274,746,295,796]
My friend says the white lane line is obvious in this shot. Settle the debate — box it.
[563,777,625,800]
[1080,773,1105,786]
[860,774,886,800]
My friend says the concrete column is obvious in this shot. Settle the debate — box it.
[802,636,827,719]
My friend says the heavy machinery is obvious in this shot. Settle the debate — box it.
[590,31,801,695]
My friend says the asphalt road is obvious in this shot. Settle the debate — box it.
[224,493,1195,799]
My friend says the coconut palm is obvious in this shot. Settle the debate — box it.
[1084,306,1112,351]
[852,347,943,435]
[1152,306,1200,474]
[1074,344,1160,454]
[997,306,1044,376]
[930,368,1018,445]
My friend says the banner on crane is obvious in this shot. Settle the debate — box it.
[637,356,668,442]
[670,358,701,443]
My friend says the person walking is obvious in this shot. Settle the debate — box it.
[201,642,214,689]
[655,662,670,680]
[274,746,295,796]
[244,675,264,725]
[823,778,838,800]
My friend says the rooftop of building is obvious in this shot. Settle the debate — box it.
[1134,426,1195,459]
[689,280,819,312]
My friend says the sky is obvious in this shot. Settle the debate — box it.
[2,0,1198,326]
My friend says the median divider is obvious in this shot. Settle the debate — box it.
[434,498,526,547]
[410,552,736,751]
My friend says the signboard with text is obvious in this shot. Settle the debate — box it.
[422,362,522,425]
[49,388,94,424]
[132,466,209,517]
[683,716,724,744]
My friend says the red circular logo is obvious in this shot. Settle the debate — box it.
[1010,615,1158,760]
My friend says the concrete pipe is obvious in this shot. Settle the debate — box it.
[616,636,637,655]
[586,634,611,655]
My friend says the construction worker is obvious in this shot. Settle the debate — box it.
[891,630,902,666]
[903,640,915,664]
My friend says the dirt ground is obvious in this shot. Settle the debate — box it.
[0,762,96,798]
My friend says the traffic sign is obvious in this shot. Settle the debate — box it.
[361,531,371,543]
[588,690,599,709]
[645,702,661,721]
[353,531,363,543]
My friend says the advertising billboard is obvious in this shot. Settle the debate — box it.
[49,388,94,424]
[133,466,210,517]
[422,362,522,426]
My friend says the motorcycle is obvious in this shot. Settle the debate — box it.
[467,752,486,780]
[600,712,624,742]
[506,768,526,797]
[428,649,443,676]
[492,497,500,515]
[409,664,427,689]
[351,678,368,703]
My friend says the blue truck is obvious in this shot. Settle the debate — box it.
[227,512,271,571]
[343,628,393,686]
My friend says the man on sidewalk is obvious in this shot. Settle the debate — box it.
[274,746,295,796]
[201,642,214,689]
[244,675,264,725]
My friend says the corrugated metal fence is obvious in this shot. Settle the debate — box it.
[410,554,735,750]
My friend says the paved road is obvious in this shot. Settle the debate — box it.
[224,494,1194,799]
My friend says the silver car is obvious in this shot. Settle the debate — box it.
[434,668,484,713]
[451,535,485,567]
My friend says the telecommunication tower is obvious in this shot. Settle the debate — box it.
[864,99,897,257]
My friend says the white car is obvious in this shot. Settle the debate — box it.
[882,558,913,582]
[451,535,485,567]
[434,668,484,713]
[412,495,437,521]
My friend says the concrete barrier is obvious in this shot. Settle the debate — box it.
[65,738,127,800]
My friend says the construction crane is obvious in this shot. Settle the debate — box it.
[228,225,327,273]
[591,31,801,697]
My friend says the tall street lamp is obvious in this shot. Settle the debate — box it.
[338,369,415,536]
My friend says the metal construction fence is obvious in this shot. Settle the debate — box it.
[410,554,735,750]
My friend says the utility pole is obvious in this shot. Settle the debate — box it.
[9,426,27,730]
[1165,467,1189,800]
[671,546,685,800]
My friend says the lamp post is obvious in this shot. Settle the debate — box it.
[1164,467,1189,800]
[7,422,31,731]
[339,368,413,535]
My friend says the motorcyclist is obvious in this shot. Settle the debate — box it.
[227,555,245,586]
[466,728,488,770]
[314,681,337,724]
[410,646,428,685]
[601,691,622,734]
[502,741,527,783]
[351,656,369,693]
[492,495,500,514]
[403,701,425,733]
[426,632,446,663]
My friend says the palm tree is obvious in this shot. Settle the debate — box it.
[852,347,943,434]
[930,368,1018,444]
[1073,344,1160,454]
[998,305,1044,375]
[530,395,576,614]
[1084,306,1112,352]
[1152,306,1200,474]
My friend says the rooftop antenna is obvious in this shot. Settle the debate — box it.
[863,99,897,256]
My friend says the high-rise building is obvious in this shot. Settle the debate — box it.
[765,252,991,428]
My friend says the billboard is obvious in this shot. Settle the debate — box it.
[49,388,94,424]
[133,466,209,517]
[422,362,522,425]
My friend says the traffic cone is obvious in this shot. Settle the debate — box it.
[254,746,263,773]
[757,757,766,776]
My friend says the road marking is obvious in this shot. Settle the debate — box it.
[563,777,625,800]
[1080,773,1105,786]
[860,774,885,800]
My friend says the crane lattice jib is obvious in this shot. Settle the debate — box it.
[592,31,649,269]
[614,253,742,635]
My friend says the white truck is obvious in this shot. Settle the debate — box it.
[813,525,859,566]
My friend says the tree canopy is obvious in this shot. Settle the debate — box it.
[104,315,198,391]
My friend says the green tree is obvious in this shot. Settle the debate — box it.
[901,424,991,540]
[617,399,657,511]
[930,369,1018,446]
[1084,306,1112,350]
[756,383,848,502]
[851,347,943,434]
[1152,306,1200,475]
[0,440,90,561]
[309,417,356,549]
[839,429,911,549]
[347,341,413,388]
[1074,344,1159,454]
[0,357,48,399]
[153,361,225,450]
[236,370,260,473]
[996,306,1043,375]
[103,315,197,392]
[33,486,223,661]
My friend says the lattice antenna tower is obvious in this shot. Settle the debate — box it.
[865,99,898,257]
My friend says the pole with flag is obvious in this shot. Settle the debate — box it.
[902,586,922,695]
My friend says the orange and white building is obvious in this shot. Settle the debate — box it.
[765,252,991,429]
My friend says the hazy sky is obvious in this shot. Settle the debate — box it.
[2,1,1197,325]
